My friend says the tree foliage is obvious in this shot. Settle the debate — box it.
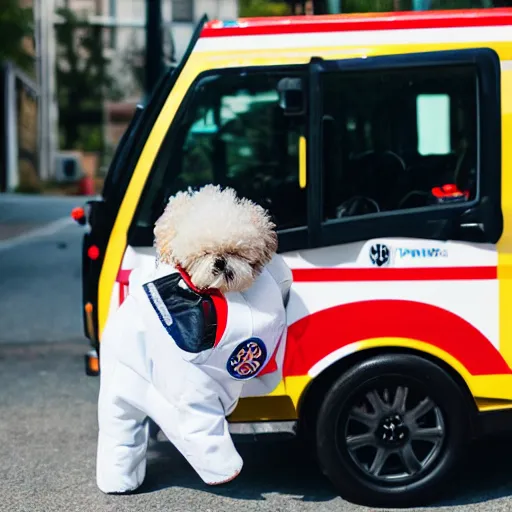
[239,0,292,17]
[0,0,34,72]
[121,30,146,96]
[55,7,123,151]
[120,27,175,97]
[341,0,496,11]
[239,0,500,16]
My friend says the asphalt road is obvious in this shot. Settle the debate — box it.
[0,194,84,343]
[1,195,512,512]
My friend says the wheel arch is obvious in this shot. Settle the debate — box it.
[296,344,480,443]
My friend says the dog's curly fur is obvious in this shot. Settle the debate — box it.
[154,185,278,293]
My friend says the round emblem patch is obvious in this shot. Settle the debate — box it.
[227,338,267,380]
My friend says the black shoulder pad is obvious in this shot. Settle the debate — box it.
[142,273,217,353]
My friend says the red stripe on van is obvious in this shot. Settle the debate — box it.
[201,9,512,38]
[291,266,497,282]
[283,299,511,377]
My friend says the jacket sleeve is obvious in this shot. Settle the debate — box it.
[264,254,293,307]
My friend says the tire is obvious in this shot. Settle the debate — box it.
[315,353,471,508]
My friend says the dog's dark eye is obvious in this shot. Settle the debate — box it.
[214,258,226,271]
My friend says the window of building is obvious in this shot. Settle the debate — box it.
[172,0,194,22]
[135,70,307,234]
[320,65,478,221]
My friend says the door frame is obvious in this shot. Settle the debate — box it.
[306,47,502,250]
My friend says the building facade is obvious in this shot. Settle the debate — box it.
[1,0,40,193]
[50,0,238,175]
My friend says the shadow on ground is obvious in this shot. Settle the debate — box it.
[137,438,335,504]
[134,433,512,508]
[432,436,512,507]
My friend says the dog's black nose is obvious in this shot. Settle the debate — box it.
[214,257,226,271]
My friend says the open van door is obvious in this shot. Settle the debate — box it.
[76,16,209,360]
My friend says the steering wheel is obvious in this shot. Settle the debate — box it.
[352,150,406,172]
[382,150,406,172]
[336,196,380,218]
[397,190,430,210]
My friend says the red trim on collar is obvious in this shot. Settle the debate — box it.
[176,265,228,347]
[210,294,228,347]
[176,265,202,292]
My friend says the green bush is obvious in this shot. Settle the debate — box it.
[337,0,486,12]
[14,180,42,194]
[342,0,396,12]
[239,0,291,17]
[78,125,103,152]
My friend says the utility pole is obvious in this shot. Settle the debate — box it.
[144,0,164,101]
[35,0,58,182]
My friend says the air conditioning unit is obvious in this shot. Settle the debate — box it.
[54,152,84,183]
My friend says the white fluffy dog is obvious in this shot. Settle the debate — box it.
[154,184,278,293]
[96,184,292,494]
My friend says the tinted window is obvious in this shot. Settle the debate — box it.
[321,65,478,221]
[136,71,307,232]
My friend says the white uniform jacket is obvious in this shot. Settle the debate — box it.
[96,254,292,494]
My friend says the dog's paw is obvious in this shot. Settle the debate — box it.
[206,469,242,486]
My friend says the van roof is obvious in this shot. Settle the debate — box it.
[201,8,512,38]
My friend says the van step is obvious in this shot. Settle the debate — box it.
[153,421,297,443]
[229,421,298,442]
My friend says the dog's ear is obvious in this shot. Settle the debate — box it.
[154,190,195,264]
[241,198,278,253]
[239,198,273,228]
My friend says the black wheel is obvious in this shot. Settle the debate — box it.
[315,354,471,508]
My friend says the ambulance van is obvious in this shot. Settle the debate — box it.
[73,8,512,507]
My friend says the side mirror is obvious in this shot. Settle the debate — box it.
[277,77,305,116]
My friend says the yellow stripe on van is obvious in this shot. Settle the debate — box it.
[97,64,209,338]
[299,135,307,189]
[497,66,512,368]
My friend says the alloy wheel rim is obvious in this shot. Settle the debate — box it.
[341,383,446,483]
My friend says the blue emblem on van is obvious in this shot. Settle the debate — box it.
[227,338,267,380]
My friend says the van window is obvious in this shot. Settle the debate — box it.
[321,65,477,220]
[135,71,307,234]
